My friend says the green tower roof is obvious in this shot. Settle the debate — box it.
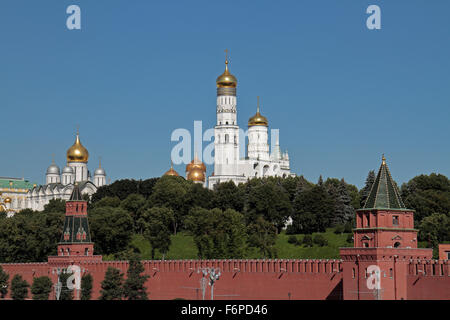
[363,155,406,210]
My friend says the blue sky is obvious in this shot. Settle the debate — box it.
[0,0,449,188]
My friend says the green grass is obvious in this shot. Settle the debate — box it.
[129,228,353,260]
[274,229,352,259]
[131,233,198,260]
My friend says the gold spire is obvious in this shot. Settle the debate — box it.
[382,154,386,165]
[216,49,237,88]
[248,96,268,127]
[67,128,89,163]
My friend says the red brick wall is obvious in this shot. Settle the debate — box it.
[1,259,343,300]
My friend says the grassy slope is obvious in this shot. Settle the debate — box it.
[130,228,353,260]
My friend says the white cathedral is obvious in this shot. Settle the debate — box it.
[25,131,107,211]
[207,56,294,189]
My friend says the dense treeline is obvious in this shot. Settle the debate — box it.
[0,173,448,262]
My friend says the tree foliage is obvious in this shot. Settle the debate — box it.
[0,266,9,299]
[185,207,247,259]
[141,207,174,259]
[123,254,149,300]
[81,273,93,300]
[100,267,124,300]
[89,206,133,255]
[247,216,277,258]
[11,274,29,300]
[31,276,52,300]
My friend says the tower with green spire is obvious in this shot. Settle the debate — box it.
[354,155,417,248]
[340,155,433,300]
[48,183,102,263]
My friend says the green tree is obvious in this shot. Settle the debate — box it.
[185,208,247,259]
[247,216,277,258]
[58,272,73,300]
[92,178,159,203]
[360,170,375,208]
[31,276,52,300]
[302,235,313,247]
[332,179,355,225]
[418,213,450,249]
[0,211,64,263]
[246,178,292,232]
[313,234,328,247]
[291,183,335,234]
[123,255,149,300]
[43,199,66,213]
[141,207,174,259]
[401,173,450,224]
[185,182,215,211]
[0,266,9,299]
[212,181,245,212]
[149,176,190,234]
[81,274,93,300]
[89,206,133,255]
[10,274,29,300]
[120,193,146,233]
[100,267,124,300]
[93,196,121,209]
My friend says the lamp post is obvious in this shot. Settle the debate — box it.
[197,267,221,300]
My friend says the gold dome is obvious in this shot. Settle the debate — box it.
[4,197,11,204]
[67,130,89,163]
[248,97,268,127]
[187,167,206,182]
[0,205,4,212]
[185,153,206,173]
[164,162,179,177]
[216,59,237,88]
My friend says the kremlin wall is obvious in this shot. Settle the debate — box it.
[0,157,449,300]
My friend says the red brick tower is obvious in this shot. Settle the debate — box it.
[340,155,432,300]
[48,183,102,264]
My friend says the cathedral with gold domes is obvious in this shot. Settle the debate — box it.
[24,130,107,211]
[164,54,293,188]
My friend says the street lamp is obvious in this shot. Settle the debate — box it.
[197,267,221,300]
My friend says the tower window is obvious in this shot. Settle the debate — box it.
[226,121,228,125]
[393,216,399,226]
[225,134,229,143]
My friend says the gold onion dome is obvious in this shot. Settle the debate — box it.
[4,197,11,204]
[216,59,237,88]
[0,205,4,212]
[187,167,206,182]
[67,130,89,163]
[186,153,206,173]
[248,97,268,127]
[164,162,179,177]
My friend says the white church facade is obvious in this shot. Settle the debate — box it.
[25,130,107,211]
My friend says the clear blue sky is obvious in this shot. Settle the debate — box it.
[0,0,449,188]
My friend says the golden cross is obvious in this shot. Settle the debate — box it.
[257,96,260,113]
[225,49,229,61]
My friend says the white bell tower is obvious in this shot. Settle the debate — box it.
[214,51,240,177]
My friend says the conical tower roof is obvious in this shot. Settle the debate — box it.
[69,183,83,201]
[363,155,406,209]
